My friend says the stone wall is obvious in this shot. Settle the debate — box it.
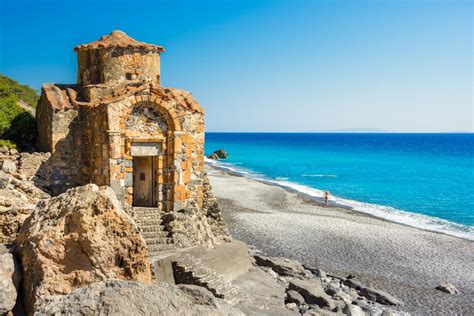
[76,48,161,87]
[36,83,206,211]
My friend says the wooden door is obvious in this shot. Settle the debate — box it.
[133,156,153,206]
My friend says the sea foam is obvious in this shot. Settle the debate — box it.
[205,158,474,241]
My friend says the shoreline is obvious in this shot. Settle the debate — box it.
[205,158,473,241]
[207,163,474,314]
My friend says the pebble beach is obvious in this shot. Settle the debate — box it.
[207,165,474,315]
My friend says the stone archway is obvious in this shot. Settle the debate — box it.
[118,95,182,211]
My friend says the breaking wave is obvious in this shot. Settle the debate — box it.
[205,158,474,241]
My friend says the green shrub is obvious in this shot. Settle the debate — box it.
[0,74,39,108]
[0,73,39,149]
[0,139,17,149]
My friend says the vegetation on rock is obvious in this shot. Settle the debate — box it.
[0,74,38,149]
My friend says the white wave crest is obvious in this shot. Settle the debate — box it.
[205,158,474,241]
[302,174,338,178]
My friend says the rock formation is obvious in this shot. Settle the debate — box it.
[34,280,242,315]
[0,245,21,315]
[0,150,50,244]
[207,149,229,160]
[14,184,152,312]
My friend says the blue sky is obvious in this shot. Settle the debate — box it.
[0,0,472,132]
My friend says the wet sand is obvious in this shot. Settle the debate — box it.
[207,165,474,315]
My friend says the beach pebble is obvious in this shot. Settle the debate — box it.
[435,282,460,295]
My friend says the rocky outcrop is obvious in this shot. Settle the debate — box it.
[254,255,310,278]
[251,254,403,315]
[163,208,226,248]
[161,178,231,247]
[202,172,231,242]
[0,169,50,244]
[0,245,21,315]
[207,149,228,160]
[342,278,403,306]
[288,278,335,310]
[35,280,242,315]
[14,184,152,312]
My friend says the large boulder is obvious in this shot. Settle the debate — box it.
[35,280,242,315]
[288,278,335,310]
[0,171,49,244]
[207,149,228,160]
[14,184,152,312]
[0,244,21,315]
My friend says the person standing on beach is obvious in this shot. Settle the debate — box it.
[323,191,330,206]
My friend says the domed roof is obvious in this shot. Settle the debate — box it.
[74,30,164,52]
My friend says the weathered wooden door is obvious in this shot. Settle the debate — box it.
[133,156,154,206]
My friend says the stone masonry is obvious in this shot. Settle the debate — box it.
[36,30,229,251]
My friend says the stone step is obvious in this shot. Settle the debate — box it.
[140,225,167,233]
[134,212,163,218]
[138,219,164,226]
[173,254,238,299]
[141,231,169,239]
[147,243,175,254]
[145,237,172,245]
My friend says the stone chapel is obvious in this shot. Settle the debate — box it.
[35,31,231,253]
[36,30,207,214]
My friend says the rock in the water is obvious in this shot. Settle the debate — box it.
[436,282,460,295]
[1,159,16,173]
[255,255,308,277]
[207,149,228,160]
[0,244,21,315]
[35,280,239,315]
[288,278,335,310]
[286,289,305,305]
[14,184,152,312]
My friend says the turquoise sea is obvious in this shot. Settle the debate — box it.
[205,133,474,240]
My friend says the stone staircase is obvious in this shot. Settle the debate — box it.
[173,254,240,301]
[132,207,174,256]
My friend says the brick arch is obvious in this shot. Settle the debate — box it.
[122,94,182,132]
